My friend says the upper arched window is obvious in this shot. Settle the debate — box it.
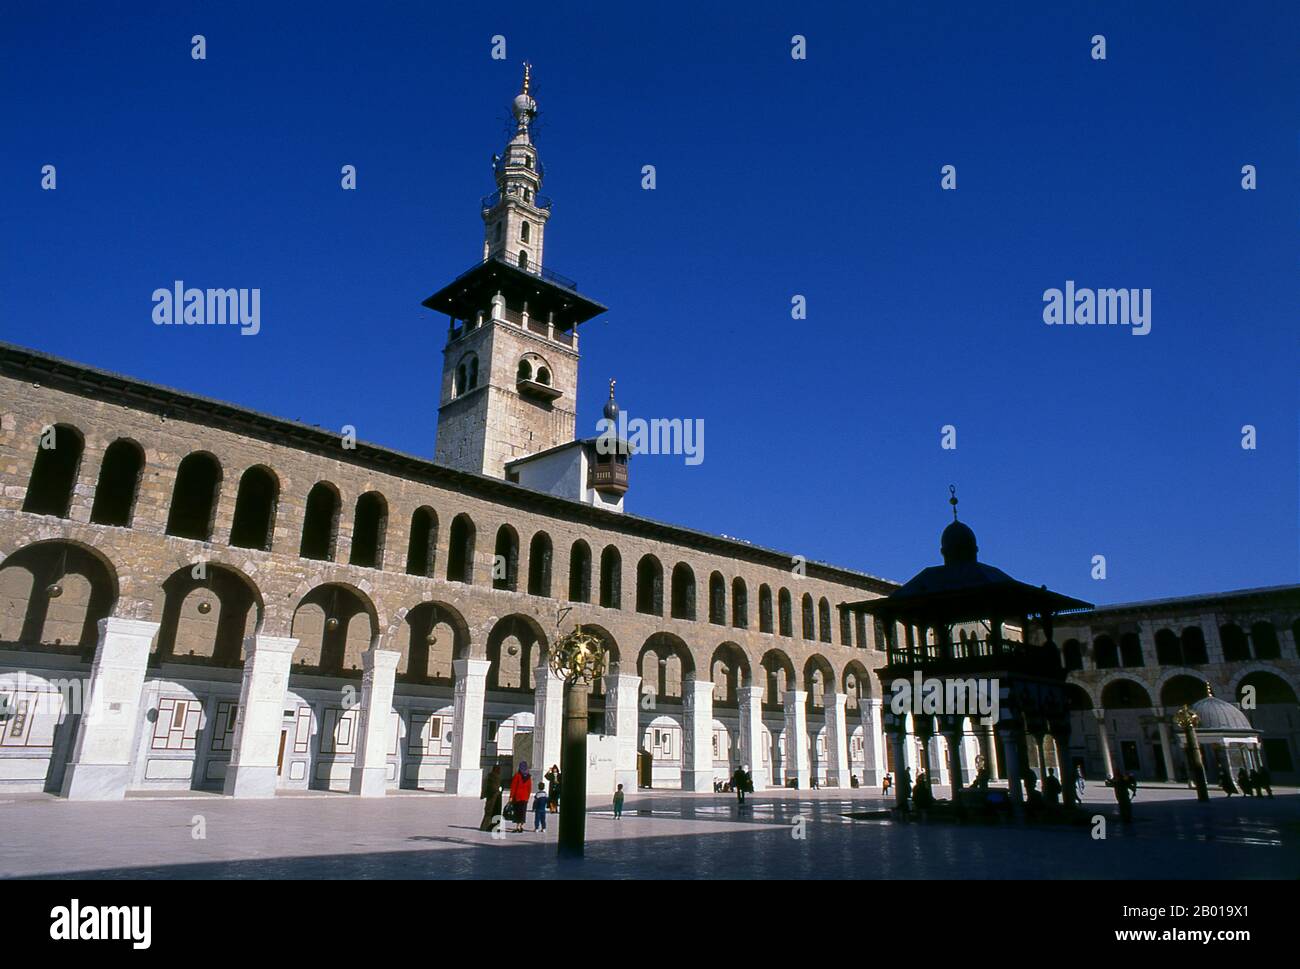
[349,492,388,569]
[22,424,84,518]
[166,452,222,541]
[732,578,748,629]
[89,438,144,527]
[300,482,341,561]
[671,564,696,621]
[229,466,279,551]
[600,546,622,609]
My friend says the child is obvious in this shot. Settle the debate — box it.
[613,783,625,819]
[532,782,549,832]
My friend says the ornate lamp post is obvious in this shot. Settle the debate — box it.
[1172,704,1209,802]
[549,624,606,859]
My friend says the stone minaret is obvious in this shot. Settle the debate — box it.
[426,65,607,478]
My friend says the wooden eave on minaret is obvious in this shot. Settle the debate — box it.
[422,254,607,331]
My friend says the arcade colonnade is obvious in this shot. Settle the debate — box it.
[46,616,894,800]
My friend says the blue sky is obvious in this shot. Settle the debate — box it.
[2,1,1296,603]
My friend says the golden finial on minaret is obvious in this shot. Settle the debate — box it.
[609,378,616,398]
[521,61,532,95]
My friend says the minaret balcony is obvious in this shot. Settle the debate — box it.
[482,190,553,212]
[517,376,563,402]
[588,460,629,497]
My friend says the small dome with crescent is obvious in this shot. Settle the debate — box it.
[940,485,978,564]
[1189,694,1253,732]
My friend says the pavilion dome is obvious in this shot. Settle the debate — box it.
[940,520,978,564]
[1189,695,1252,732]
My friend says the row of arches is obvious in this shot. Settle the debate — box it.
[17,428,861,641]
[1064,672,1298,712]
[0,540,873,709]
[1060,620,1296,672]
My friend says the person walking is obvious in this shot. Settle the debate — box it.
[548,764,562,813]
[480,764,504,832]
[1075,765,1086,802]
[1219,767,1237,796]
[532,782,549,832]
[881,772,892,797]
[1237,766,1252,796]
[1249,768,1263,798]
[732,765,749,806]
[1257,765,1273,798]
[1112,774,1133,822]
[508,761,532,833]
[613,783,625,819]
[1043,767,1061,806]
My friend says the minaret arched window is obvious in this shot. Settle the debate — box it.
[520,221,531,243]
[518,250,528,269]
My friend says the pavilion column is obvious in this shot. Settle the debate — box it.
[782,690,811,788]
[349,648,401,797]
[223,634,297,798]
[1030,732,1047,783]
[858,698,885,786]
[931,734,949,785]
[737,686,768,790]
[998,722,1025,805]
[61,617,160,800]
[603,672,641,793]
[532,659,565,779]
[681,677,714,792]
[445,657,491,796]
[944,726,965,799]
[823,692,850,787]
[1093,710,1116,780]
[1154,710,1178,784]
[887,728,909,809]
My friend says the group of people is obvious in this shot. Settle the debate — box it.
[478,761,633,832]
[478,761,565,833]
[1218,765,1273,798]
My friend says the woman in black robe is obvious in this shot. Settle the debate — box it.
[479,765,503,831]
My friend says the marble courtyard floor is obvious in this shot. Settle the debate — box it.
[1,783,1296,879]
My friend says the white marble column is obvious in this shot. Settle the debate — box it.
[1154,710,1178,783]
[62,617,160,800]
[604,672,641,792]
[823,692,850,787]
[349,648,401,797]
[531,660,564,779]
[858,698,885,786]
[445,657,491,796]
[1094,710,1116,779]
[223,634,298,798]
[681,677,714,792]
[737,686,767,790]
[782,689,810,788]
